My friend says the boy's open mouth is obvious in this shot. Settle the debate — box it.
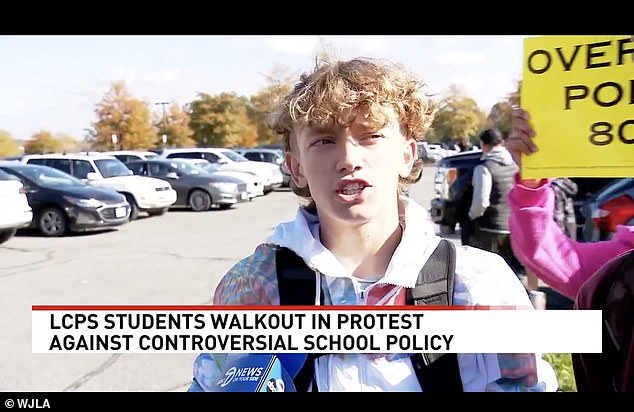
[336,179,371,201]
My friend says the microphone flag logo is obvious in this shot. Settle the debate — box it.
[211,353,297,392]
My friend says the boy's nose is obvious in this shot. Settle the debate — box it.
[336,140,363,172]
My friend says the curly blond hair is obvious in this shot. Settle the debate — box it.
[267,56,437,206]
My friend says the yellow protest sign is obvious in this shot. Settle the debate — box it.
[521,35,634,178]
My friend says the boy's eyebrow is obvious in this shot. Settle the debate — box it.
[302,125,334,135]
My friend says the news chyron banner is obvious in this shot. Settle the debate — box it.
[32,305,601,355]
[521,35,634,179]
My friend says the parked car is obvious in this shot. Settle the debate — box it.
[0,167,33,244]
[418,142,452,164]
[101,150,159,163]
[176,158,264,199]
[156,148,284,193]
[430,150,482,234]
[20,153,177,220]
[233,147,283,165]
[0,162,130,237]
[125,159,249,211]
[581,177,634,242]
[233,147,291,187]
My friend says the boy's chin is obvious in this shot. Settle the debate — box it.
[327,203,380,224]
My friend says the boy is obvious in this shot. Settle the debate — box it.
[188,56,557,392]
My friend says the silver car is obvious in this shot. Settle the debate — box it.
[126,159,249,211]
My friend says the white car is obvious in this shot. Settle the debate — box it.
[156,147,284,194]
[101,150,159,163]
[20,154,177,220]
[234,147,291,187]
[0,167,33,244]
[178,158,265,199]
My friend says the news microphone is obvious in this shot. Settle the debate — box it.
[209,353,305,392]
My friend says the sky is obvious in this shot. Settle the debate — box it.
[0,35,528,141]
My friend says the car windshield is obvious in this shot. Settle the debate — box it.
[18,165,85,188]
[221,150,248,162]
[94,158,133,178]
[193,162,221,173]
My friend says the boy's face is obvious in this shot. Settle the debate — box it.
[287,106,416,225]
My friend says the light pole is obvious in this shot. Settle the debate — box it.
[155,102,169,143]
[111,133,118,151]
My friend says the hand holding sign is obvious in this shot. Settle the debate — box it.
[507,107,538,166]
[506,108,544,188]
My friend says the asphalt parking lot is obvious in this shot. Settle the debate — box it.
[0,165,451,392]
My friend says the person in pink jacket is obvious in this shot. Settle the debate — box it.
[506,108,634,299]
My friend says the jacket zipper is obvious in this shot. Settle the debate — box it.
[359,289,367,304]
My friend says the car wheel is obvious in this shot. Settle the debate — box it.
[124,194,139,221]
[439,224,455,235]
[147,207,168,217]
[0,228,18,245]
[37,207,68,237]
[188,189,211,212]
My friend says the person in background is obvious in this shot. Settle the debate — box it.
[507,108,634,299]
[467,128,524,277]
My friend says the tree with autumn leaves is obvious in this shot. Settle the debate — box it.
[1,72,521,156]
[0,130,22,157]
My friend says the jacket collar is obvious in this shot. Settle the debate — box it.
[265,197,441,287]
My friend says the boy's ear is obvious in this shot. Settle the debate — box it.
[399,139,417,178]
[285,151,308,189]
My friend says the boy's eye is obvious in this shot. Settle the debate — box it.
[311,138,334,146]
[362,134,383,142]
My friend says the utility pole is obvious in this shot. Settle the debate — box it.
[155,101,169,139]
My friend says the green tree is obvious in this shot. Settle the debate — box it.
[487,101,513,137]
[428,84,486,147]
[85,80,157,150]
[228,108,259,148]
[486,80,521,137]
[188,92,246,147]
[23,130,65,154]
[153,102,196,148]
[0,130,22,157]
[56,133,83,153]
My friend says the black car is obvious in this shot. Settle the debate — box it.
[0,162,130,237]
[125,159,249,211]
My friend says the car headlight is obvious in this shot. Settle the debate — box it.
[209,182,238,192]
[63,196,104,208]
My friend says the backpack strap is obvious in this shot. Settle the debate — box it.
[407,239,456,306]
[275,246,323,391]
[275,246,324,306]
[407,239,463,392]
